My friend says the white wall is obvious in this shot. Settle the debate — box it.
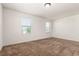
[0,4,2,50]
[3,8,52,46]
[52,14,79,42]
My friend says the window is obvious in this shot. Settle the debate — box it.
[45,22,51,33]
[21,17,31,34]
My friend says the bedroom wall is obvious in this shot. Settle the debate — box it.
[0,4,3,50]
[52,14,79,42]
[3,8,52,46]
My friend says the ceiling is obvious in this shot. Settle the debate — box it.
[2,3,79,20]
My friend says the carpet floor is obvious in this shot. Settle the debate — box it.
[0,37,79,56]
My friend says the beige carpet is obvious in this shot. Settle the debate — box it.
[0,37,79,56]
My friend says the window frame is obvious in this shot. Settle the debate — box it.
[21,17,32,34]
[45,21,51,33]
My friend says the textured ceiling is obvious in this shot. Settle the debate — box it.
[2,3,79,20]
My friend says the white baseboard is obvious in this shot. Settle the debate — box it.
[3,37,52,46]
[52,36,79,42]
